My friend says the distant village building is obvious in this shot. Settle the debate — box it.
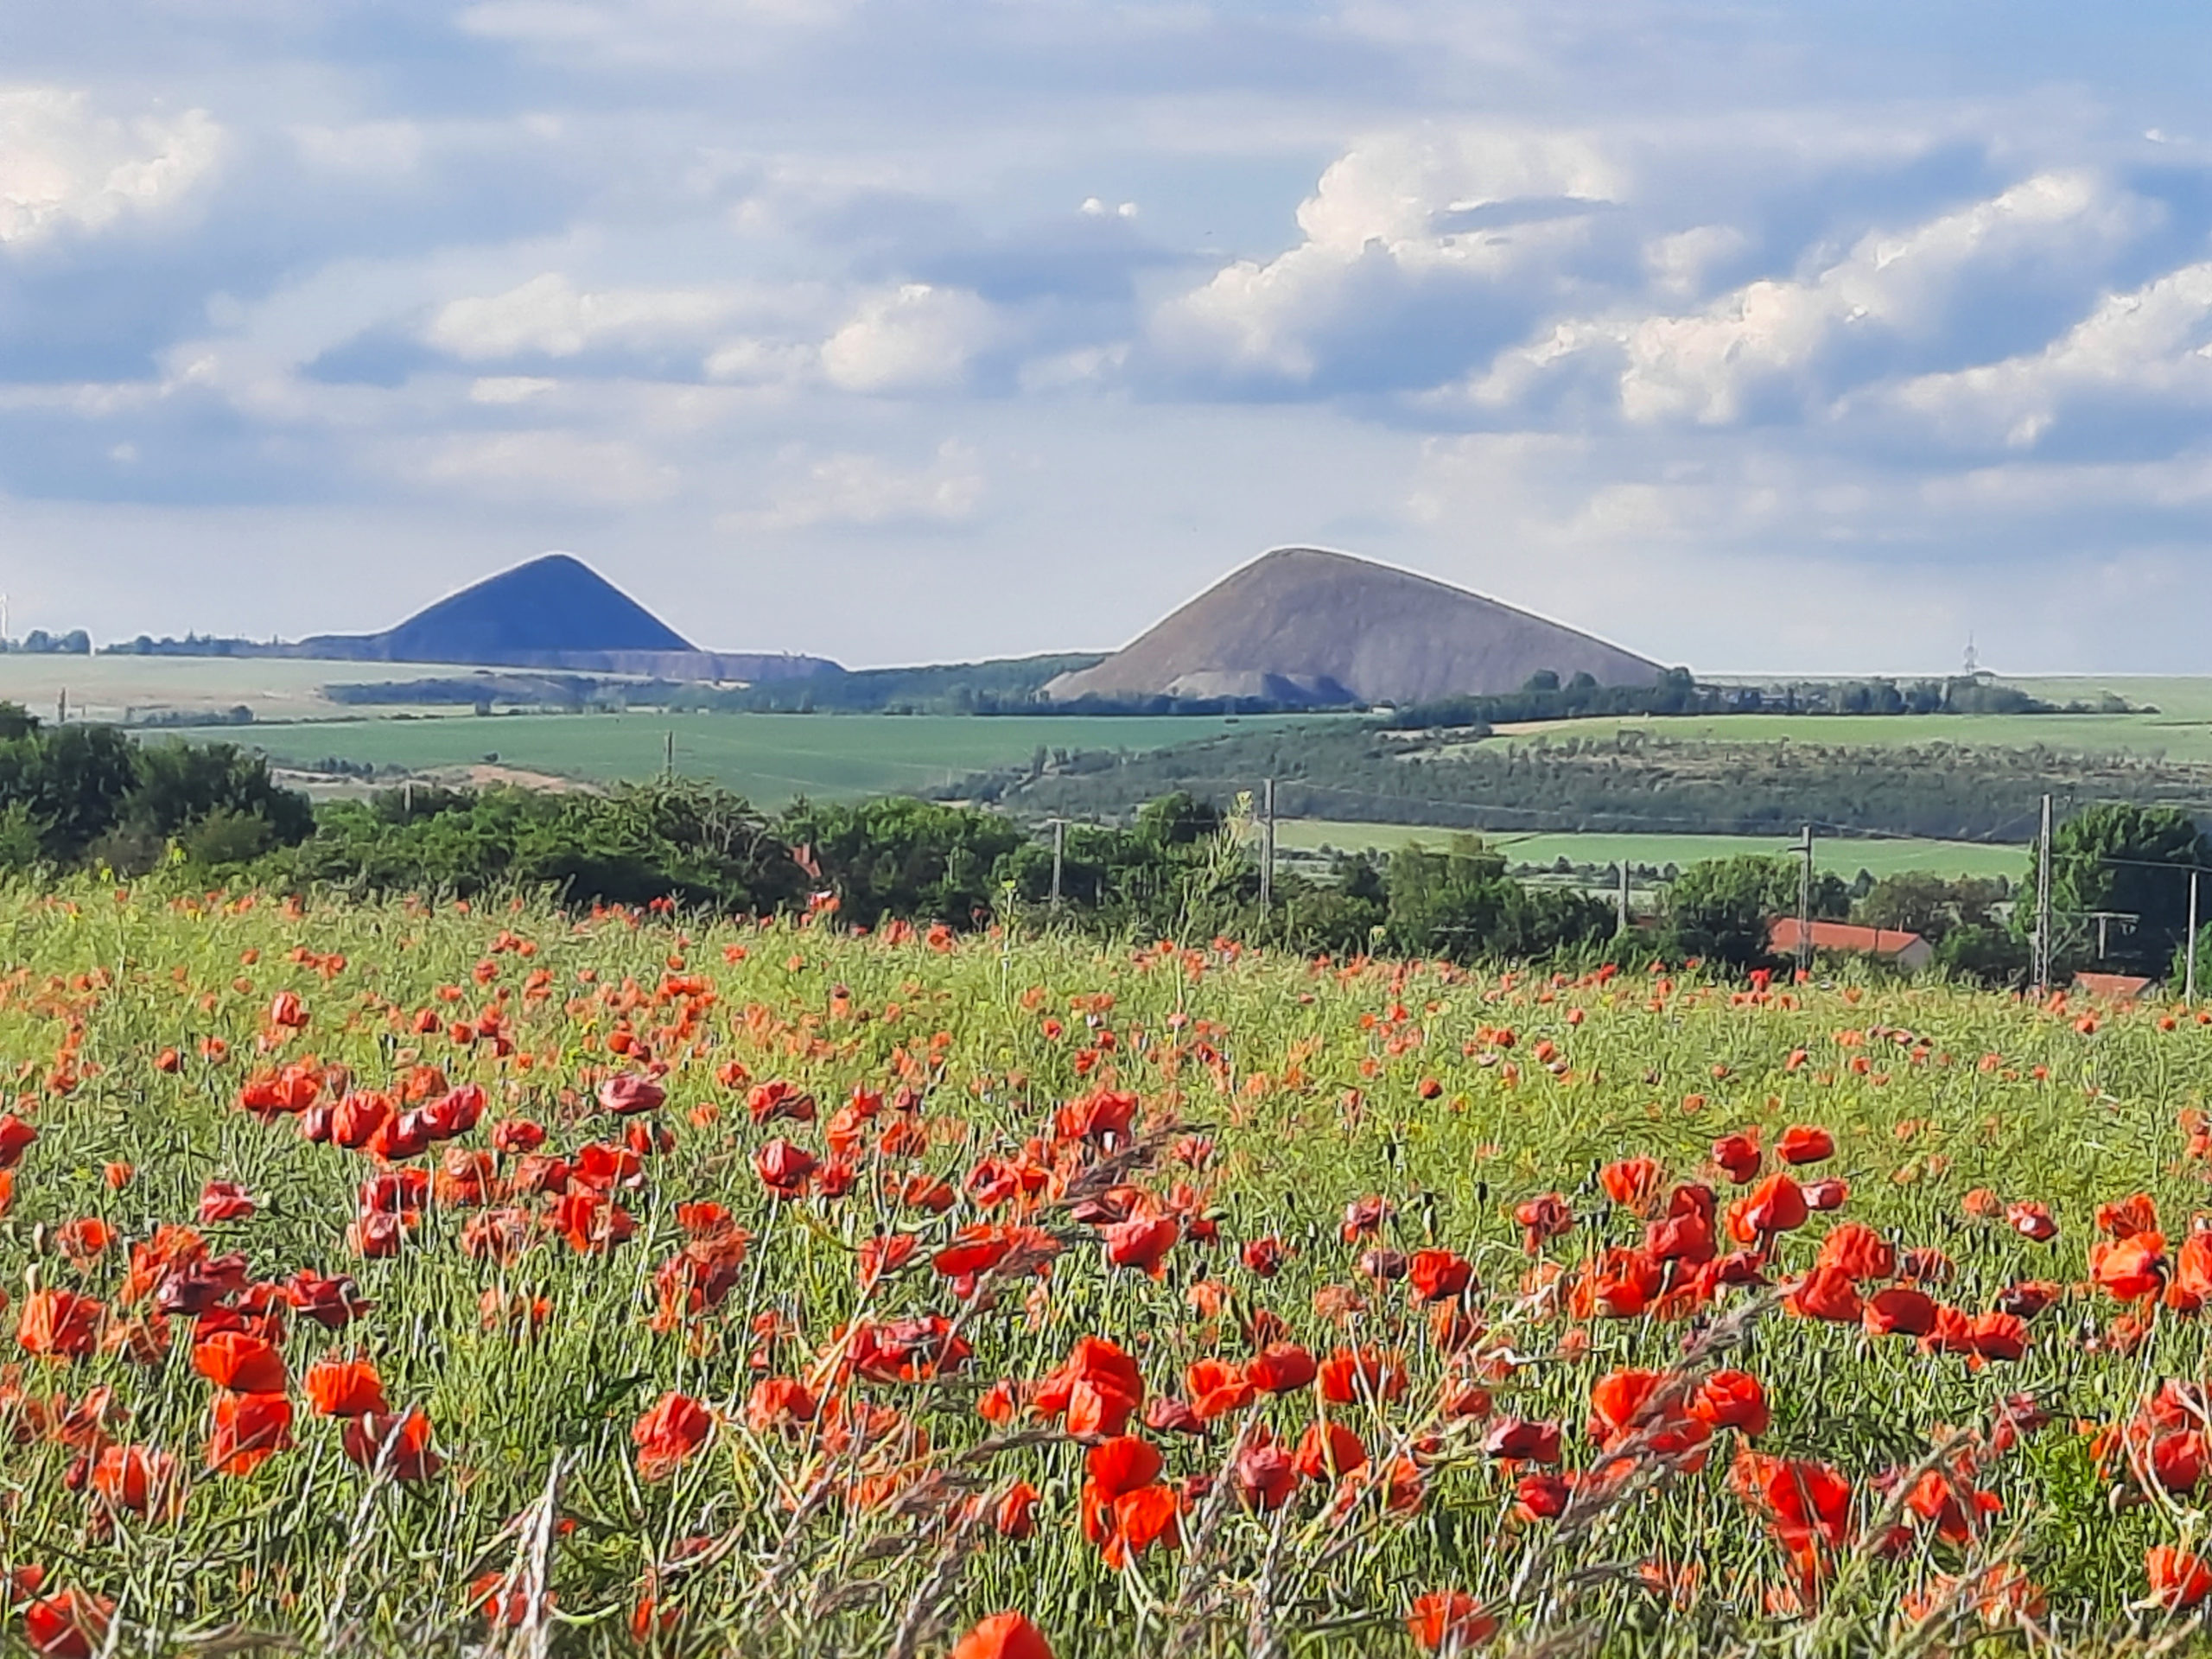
[2070,971,2152,1003]
[1767,918,1935,973]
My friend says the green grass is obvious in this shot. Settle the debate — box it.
[1272,820,2028,879]
[183,711,1313,805]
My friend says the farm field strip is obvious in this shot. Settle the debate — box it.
[1268,822,2029,879]
[0,889,2208,1653]
[168,712,1312,805]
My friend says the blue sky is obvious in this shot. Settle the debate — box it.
[6,1,2212,671]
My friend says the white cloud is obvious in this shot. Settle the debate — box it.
[702,336,817,385]
[725,440,984,531]
[819,284,995,394]
[1881,262,2212,448]
[1467,169,2147,423]
[467,375,557,404]
[426,272,742,360]
[1153,128,1622,379]
[409,430,679,505]
[0,88,221,247]
[1643,224,1748,300]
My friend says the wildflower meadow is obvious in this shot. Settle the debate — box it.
[0,882,2207,1656]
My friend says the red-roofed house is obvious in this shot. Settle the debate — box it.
[1767,918,1935,972]
[2071,971,2152,1002]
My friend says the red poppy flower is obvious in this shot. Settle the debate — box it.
[1184,1358,1255,1421]
[1786,1266,1864,1324]
[192,1332,286,1395]
[2093,1234,2167,1301]
[208,1390,294,1477]
[1035,1337,1144,1436]
[1408,1249,1474,1303]
[1481,1417,1562,1464]
[2098,1192,2159,1239]
[23,1588,111,1659]
[1292,1421,1367,1480]
[2147,1545,2212,1610]
[2151,1431,2205,1492]
[303,1357,388,1419]
[2005,1201,2057,1243]
[994,1480,1040,1539]
[340,1408,441,1480]
[1318,1348,1406,1405]
[17,1289,102,1360]
[753,1140,817,1198]
[1712,1131,1761,1185]
[1102,1215,1179,1277]
[1775,1126,1834,1166]
[597,1074,665,1116]
[1248,1342,1316,1395]
[1513,1192,1574,1252]
[1405,1591,1498,1651]
[282,1271,372,1331]
[1232,1437,1300,1511]
[1814,1223,1895,1282]
[1689,1370,1770,1436]
[745,1376,817,1435]
[630,1391,713,1482]
[951,1611,1053,1659]
[90,1444,181,1518]
[1096,1484,1181,1569]
[196,1181,255,1224]
[1599,1157,1665,1212]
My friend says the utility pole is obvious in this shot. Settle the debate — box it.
[1049,818,1065,909]
[1617,860,1630,936]
[1796,824,1815,976]
[664,730,675,782]
[1258,778,1275,911]
[55,688,65,726]
[2189,866,2201,1005]
[2032,793,2054,996]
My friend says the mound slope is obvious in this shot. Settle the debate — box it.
[1043,547,1663,706]
[289,554,834,680]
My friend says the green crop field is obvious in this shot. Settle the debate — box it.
[187,711,1312,805]
[1269,820,2028,880]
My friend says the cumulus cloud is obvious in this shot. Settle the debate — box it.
[725,440,984,531]
[425,273,746,361]
[820,284,995,394]
[1465,170,2151,423]
[0,88,221,248]
[1879,262,2212,449]
[1152,128,1622,381]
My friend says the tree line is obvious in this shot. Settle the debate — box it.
[3,702,2209,987]
[976,721,2212,842]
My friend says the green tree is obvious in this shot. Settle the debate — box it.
[1662,855,1848,969]
[780,797,1027,929]
[1385,836,1611,963]
[1852,872,2003,944]
[2034,803,2208,976]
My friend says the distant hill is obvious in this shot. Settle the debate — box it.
[280,554,835,682]
[1043,547,1662,707]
